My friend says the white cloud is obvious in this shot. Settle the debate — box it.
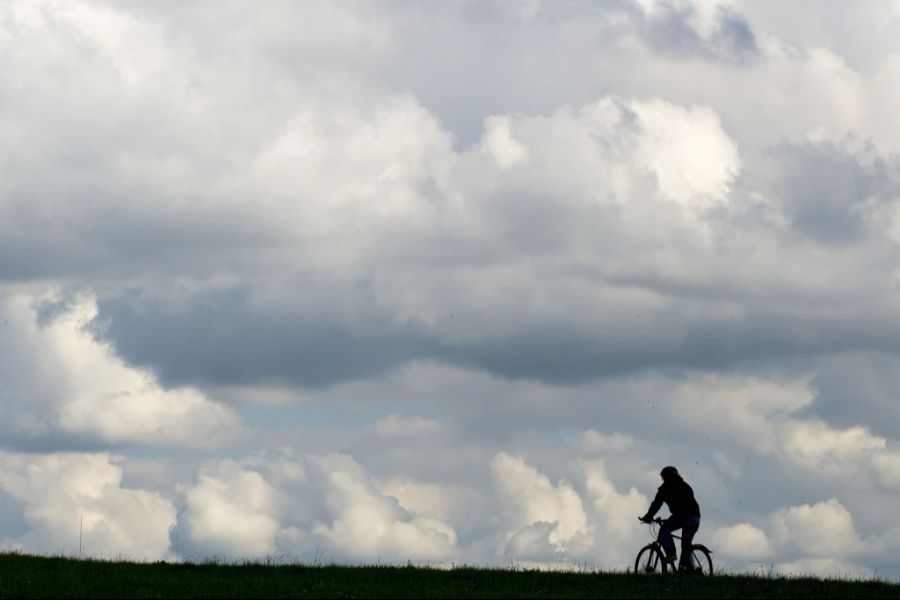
[458,96,739,221]
[173,452,465,563]
[0,451,175,559]
[491,453,590,557]
[712,523,773,560]
[581,460,648,565]
[0,291,240,447]
[776,558,873,579]
[771,499,863,559]
[481,116,528,169]
[667,374,892,481]
[252,94,453,236]
[579,430,636,452]
[377,477,457,523]
[670,375,813,454]
[180,461,280,559]
[781,421,886,473]
[872,450,900,489]
[630,99,740,209]
[307,454,458,562]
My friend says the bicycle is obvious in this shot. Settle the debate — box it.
[633,517,714,575]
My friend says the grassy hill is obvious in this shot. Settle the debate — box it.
[0,552,898,599]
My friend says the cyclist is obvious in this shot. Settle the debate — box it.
[639,466,701,571]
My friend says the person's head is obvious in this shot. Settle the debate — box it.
[660,466,679,482]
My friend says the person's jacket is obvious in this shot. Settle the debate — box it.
[644,476,701,518]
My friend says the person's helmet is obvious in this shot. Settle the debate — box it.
[660,466,679,481]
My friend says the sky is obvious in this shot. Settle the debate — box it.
[2,0,900,577]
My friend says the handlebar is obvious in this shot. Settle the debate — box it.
[638,517,665,524]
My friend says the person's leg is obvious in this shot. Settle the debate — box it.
[658,516,684,562]
[679,517,700,570]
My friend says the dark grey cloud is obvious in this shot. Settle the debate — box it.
[92,277,900,390]
[0,184,283,282]
[801,352,900,438]
[93,286,432,389]
[634,2,759,63]
[768,141,900,244]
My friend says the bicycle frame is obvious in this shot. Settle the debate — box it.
[646,517,686,540]
[647,518,713,551]
[636,517,714,575]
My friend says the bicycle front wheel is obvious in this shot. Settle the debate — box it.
[689,546,713,575]
[634,545,667,574]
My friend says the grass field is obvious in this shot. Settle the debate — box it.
[1,552,898,599]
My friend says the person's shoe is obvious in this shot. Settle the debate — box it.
[662,555,677,565]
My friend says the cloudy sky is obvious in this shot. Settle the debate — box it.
[3,0,900,577]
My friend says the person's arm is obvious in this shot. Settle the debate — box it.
[640,488,664,522]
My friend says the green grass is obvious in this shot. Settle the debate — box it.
[0,552,898,599]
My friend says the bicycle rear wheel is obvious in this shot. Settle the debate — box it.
[634,545,667,574]
[688,546,713,575]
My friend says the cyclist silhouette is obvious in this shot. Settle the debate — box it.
[639,466,701,571]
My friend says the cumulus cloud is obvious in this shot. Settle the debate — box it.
[781,422,886,474]
[707,496,900,577]
[871,450,900,489]
[492,453,591,559]
[376,476,461,525]
[0,290,240,449]
[771,499,863,559]
[581,460,649,565]
[481,116,529,169]
[669,375,812,454]
[775,558,873,579]
[0,451,175,559]
[176,453,458,563]
[658,373,894,483]
[630,99,740,209]
[179,461,280,559]
[712,523,773,560]
[306,454,458,562]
